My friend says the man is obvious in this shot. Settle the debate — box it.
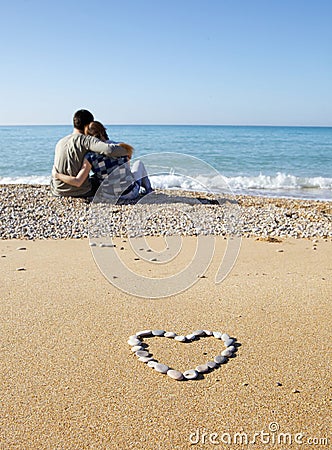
[51,109,131,197]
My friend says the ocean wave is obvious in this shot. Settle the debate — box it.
[150,172,332,192]
[0,175,51,185]
[1,172,332,199]
[226,172,332,191]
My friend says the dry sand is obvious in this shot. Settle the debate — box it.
[0,236,331,449]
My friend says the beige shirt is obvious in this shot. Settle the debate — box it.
[50,133,128,197]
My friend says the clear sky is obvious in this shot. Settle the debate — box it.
[0,0,331,126]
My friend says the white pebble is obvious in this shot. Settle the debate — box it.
[193,330,205,337]
[152,330,165,336]
[135,350,149,358]
[183,369,198,380]
[203,330,213,336]
[128,338,141,346]
[174,335,186,342]
[221,333,230,342]
[213,331,222,339]
[167,370,183,380]
[147,360,158,368]
[221,349,232,357]
[214,355,227,364]
[164,331,176,338]
[131,346,144,352]
[196,364,209,373]
[227,345,236,352]
[136,330,152,337]
[155,363,169,374]
[138,356,154,363]
[207,361,218,369]
[129,334,139,340]
[224,338,234,347]
[186,333,196,341]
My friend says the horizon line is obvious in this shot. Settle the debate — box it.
[1,123,331,128]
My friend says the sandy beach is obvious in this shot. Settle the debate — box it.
[0,186,331,449]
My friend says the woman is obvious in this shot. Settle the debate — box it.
[53,121,153,199]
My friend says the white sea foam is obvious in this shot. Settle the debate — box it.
[0,175,51,185]
[150,172,332,200]
[150,172,332,191]
[226,172,332,191]
[1,172,332,200]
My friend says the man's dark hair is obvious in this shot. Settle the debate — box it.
[73,109,94,133]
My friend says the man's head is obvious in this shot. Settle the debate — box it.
[73,109,94,133]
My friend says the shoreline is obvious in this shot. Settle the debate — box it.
[1,181,331,203]
[0,184,331,240]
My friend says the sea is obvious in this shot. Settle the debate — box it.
[0,125,331,201]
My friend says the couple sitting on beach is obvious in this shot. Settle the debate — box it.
[51,109,152,199]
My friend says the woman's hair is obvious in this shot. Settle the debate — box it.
[84,121,109,141]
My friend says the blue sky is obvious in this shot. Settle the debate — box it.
[0,0,331,126]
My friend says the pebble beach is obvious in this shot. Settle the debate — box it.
[1,184,331,449]
[1,184,331,240]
